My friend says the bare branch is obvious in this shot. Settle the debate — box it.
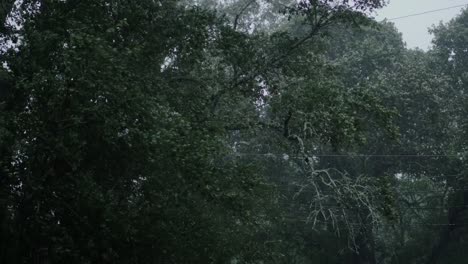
[233,0,256,30]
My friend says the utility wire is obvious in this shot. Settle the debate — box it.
[273,186,468,195]
[279,218,468,226]
[386,4,468,21]
[233,153,463,158]
[271,201,468,210]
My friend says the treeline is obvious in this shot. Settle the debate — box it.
[1,0,468,263]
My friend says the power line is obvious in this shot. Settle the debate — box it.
[232,153,463,158]
[272,201,468,210]
[273,186,468,195]
[386,4,468,21]
[274,186,468,196]
[279,218,468,226]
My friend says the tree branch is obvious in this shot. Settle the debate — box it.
[233,0,256,31]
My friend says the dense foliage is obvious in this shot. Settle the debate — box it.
[1,0,468,263]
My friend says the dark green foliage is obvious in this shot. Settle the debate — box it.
[3,0,468,264]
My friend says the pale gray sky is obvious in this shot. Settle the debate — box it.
[374,0,468,50]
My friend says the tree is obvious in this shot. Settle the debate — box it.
[0,0,417,263]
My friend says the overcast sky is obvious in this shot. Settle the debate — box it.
[374,0,467,50]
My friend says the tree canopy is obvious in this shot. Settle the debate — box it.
[2,0,468,263]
